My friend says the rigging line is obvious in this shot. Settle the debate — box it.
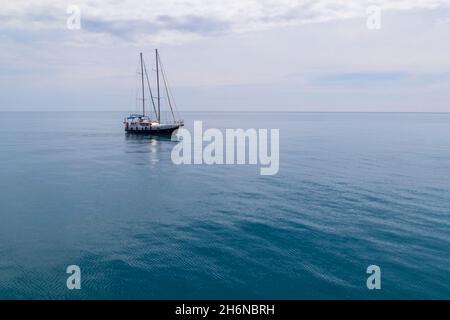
[160,58,181,120]
[134,66,139,115]
[158,56,175,108]
[140,52,145,116]
[158,56,177,122]
[161,65,176,122]
[156,49,160,123]
[143,58,158,119]
[156,52,173,121]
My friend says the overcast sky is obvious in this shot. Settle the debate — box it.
[1,0,450,112]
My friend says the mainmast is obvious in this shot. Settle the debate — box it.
[156,48,160,122]
[140,52,145,116]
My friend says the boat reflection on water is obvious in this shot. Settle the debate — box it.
[124,132,174,142]
[124,131,179,168]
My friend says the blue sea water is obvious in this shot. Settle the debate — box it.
[0,111,449,299]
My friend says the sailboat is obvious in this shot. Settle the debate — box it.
[124,49,183,135]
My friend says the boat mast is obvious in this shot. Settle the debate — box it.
[156,48,160,122]
[140,52,145,116]
[160,59,176,122]
[143,62,158,118]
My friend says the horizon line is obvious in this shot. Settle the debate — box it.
[1,110,450,114]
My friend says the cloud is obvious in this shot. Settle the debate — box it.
[2,0,450,44]
[315,72,410,85]
[78,14,229,41]
[156,15,230,35]
[1,1,450,111]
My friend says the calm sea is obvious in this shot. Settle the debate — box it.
[0,112,449,299]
